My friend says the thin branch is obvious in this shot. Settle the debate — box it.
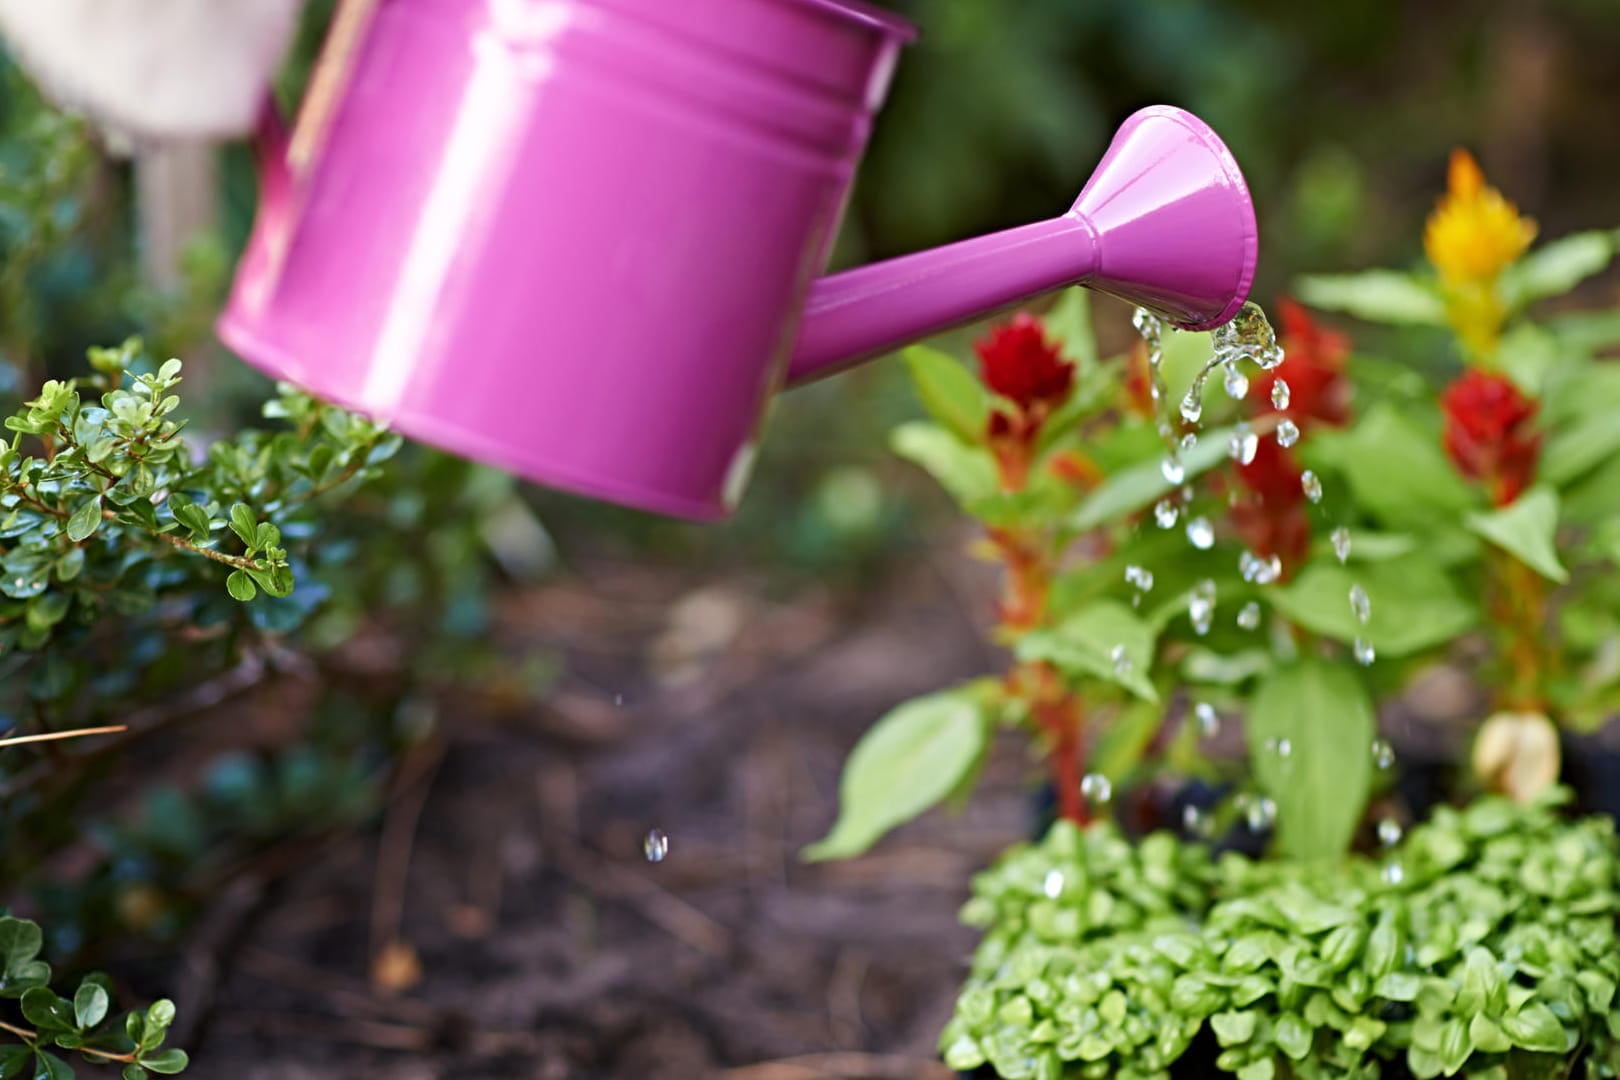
[0,724,125,749]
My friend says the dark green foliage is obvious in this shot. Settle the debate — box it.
[0,915,185,1077]
[943,791,1620,1079]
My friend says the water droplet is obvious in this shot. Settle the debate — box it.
[1331,527,1352,564]
[1043,869,1065,899]
[1188,580,1216,636]
[1354,636,1376,666]
[643,829,669,862]
[11,578,22,589]
[1179,392,1203,424]
[1125,565,1154,592]
[1244,795,1277,832]
[1271,380,1291,410]
[1275,419,1300,449]
[1301,470,1323,504]
[1154,499,1179,529]
[1132,307,1163,340]
[1274,737,1293,759]
[1237,601,1262,630]
[1348,583,1371,625]
[1381,861,1405,885]
[1179,433,1197,453]
[1239,551,1282,585]
[1371,738,1395,770]
[1080,773,1113,808]
[1182,803,1214,839]
[613,693,625,707]
[1185,516,1214,551]
[1194,702,1220,738]
[1223,365,1249,400]
[1160,456,1185,485]
[1377,818,1403,848]
[1110,644,1133,677]
[1228,424,1258,466]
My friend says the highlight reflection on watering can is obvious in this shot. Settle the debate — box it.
[218,0,1258,520]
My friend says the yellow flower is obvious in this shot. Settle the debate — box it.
[1424,149,1536,285]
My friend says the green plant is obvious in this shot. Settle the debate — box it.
[0,915,186,1078]
[942,791,1620,1080]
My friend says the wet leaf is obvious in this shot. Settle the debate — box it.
[1466,487,1567,584]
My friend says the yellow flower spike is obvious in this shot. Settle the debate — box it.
[1424,149,1537,286]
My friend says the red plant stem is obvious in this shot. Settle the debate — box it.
[1033,676,1087,825]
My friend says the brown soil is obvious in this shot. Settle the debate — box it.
[173,545,1032,1079]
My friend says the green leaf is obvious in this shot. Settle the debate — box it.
[889,423,998,506]
[245,565,295,599]
[1500,229,1619,310]
[1088,698,1163,783]
[1070,427,1236,531]
[1294,270,1447,325]
[1268,555,1477,659]
[0,919,49,997]
[1499,1003,1569,1053]
[1541,409,1620,488]
[803,687,988,861]
[1466,487,1567,583]
[227,503,257,549]
[1310,405,1480,530]
[72,982,108,1030]
[30,1050,70,1080]
[900,346,989,446]
[20,989,74,1033]
[1470,1014,1512,1054]
[64,496,101,543]
[1044,287,1098,370]
[165,494,211,540]
[0,1046,30,1080]
[122,1067,149,1080]
[1246,660,1375,860]
[135,1050,186,1075]
[225,571,256,603]
[140,1000,175,1050]
[1274,1013,1312,1060]
[1438,1017,1472,1076]
[1211,1010,1258,1045]
[1457,948,1507,1016]
[1016,600,1159,702]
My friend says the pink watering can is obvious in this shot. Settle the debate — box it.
[218,0,1258,520]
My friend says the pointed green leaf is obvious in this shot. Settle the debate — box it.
[1500,229,1619,310]
[1044,287,1098,370]
[1016,599,1159,702]
[1069,426,1237,531]
[0,1045,29,1080]
[30,1050,71,1080]
[1310,405,1480,530]
[65,496,102,543]
[804,687,988,861]
[889,423,998,506]
[227,504,257,548]
[1294,270,1447,325]
[1498,1002,1570,1053]
[1268,554,1477,658]
[1466,487,1567,583]
[1247,660,1375,860]
[900,346,989,446]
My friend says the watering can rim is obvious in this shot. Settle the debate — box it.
[790,0,918,41]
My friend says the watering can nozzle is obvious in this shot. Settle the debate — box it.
[787,105,1257,385]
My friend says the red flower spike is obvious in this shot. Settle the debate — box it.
[1441,369,1540,506]
[974,314,1075,412]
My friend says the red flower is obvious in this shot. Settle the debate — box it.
[975,314,1074,412]
[1252,299,1351,432]
[1441,369,1540,506]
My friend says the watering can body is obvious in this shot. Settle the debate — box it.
[218,0,1258,520]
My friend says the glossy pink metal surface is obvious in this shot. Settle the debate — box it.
[219,0,1258,520]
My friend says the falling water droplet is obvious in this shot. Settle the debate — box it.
[1237,601,1262,630]
[1228,424,1258,466]
[1245,795,1277,832]
[1161,456,1186,485]
[614,693,625,707]
[1154,499,1179,529]
[1132,307,1163,338]
[1110,644,1133,677]
[1271,380,1291,410]
[643,829,669,862]
[1354,637,1376,666]
[1371,738,1395,770]
[1194,702,1221,738]
[1377,818,1403,848]
[1043,869,1065,899]
[1182,803,1214,839]
[1348,583,1371,624]
[1331,527,1352,564]
[1186,517,1215,551]
[1223,365,1249,400]
[1080,773,1113,809]
[1275,419,1300,449]
[1275,737,1293,759]
[1381,861,1405,885]
[1239,551,1282,585]
[1179,392,1203,424]
[1188,580,1216,636]
[1301,470,1323,504]
[1179,433,1197,453]
[1125,565,1154,592]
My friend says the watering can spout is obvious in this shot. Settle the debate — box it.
[786,105,1257,387]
